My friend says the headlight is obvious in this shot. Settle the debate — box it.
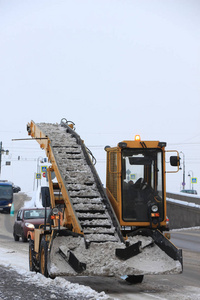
[25,223,35,229]
[8,203,12,207]
[151,205,158,212]
[52,207,59,215]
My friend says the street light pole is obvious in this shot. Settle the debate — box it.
[188,170,194,190]
[180,151,185,190]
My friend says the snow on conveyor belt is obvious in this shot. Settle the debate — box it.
[36,123,120,243]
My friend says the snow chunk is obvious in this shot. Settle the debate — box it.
[49,235,182,277]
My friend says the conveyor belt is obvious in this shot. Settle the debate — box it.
[35,121,124,244]
[27,120,183,277]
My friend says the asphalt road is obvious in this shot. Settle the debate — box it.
[171,230,200,253]
[0,193,200,299]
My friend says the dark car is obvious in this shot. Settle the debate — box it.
[180,189,197,195]
[13,208,50,242]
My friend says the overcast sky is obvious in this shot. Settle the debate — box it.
[0,0,200,193]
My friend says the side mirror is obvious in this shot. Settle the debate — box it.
[41,186,50,207]
[165,150,180,173]
[170,156,180,167]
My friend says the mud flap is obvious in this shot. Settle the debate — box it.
[59,248,86,273]
[116,241,142,260]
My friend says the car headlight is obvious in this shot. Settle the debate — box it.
[25,223,35,229]
[151,205,158,212]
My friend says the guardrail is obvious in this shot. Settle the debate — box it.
[166,192,200,229]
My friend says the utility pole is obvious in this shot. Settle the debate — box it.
[0,142,9,176]
[180,151,185,190]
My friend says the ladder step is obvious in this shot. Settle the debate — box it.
[73,204,105,211]
[85,234,118,243]
[83,227,115,234]
[81,223,112,228]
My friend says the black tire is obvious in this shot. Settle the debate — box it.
[29,240,37,272]
[21,231,27,242]
[125,275,144,284]
[39,237,49,277]
[13,231,19,242]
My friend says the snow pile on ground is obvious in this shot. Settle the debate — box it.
[23,189,43,208]
[167,197,200,209]
[171,226,200,231]
[167,190,199,198]
[50,235,182,277]
[0,247,112,300]
[19,271,112,300]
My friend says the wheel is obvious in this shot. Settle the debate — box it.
[13,231,19,241]
[29,240,37,272]
[125,275,144,284]
[39,237,49,277]
[21,231,27,242]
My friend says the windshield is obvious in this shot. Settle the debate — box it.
[122,148,164,222]
[24,209,50,219]
[0,185,13,200]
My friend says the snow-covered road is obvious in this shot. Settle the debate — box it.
[0,243,113,300]
[1,242,200,300]
[1,225,200,300]
[0,192,200,299]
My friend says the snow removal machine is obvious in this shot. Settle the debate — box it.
[27,119,183,283]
